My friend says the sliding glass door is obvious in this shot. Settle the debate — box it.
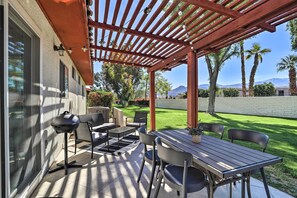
[8,8,41,195]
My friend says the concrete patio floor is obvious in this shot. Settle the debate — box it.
[31,137,292,198]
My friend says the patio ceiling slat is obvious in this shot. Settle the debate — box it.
[91,45,164,60]
[94,0,98,59]
[123,0,169,64]
[105,0,122,61]
[115,0,145,54]
[183,0,275,32]
[149,0,297,72]
[116,0,158,64]
[98,0,110,60]
[127,0,181,64]
[86,0,297,69]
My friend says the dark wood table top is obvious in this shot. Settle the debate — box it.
[153,129,282,178]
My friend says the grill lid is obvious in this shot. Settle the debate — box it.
[51,111,80,133]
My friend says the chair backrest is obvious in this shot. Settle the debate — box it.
[156,137,193,167]
[75,122,92,142]
[78,114,93,123]
[228,129,269,152]
[138,126,156,146]
[134,111,148,124]
[91,113,105,126]
[199,123,225,139]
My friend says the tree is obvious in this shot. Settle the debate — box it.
[156,74,172,98]
[101,62,142,107]
[205,45,238,114]
[239,41,247,97]
[223,88,239,97]
[198,89,209,98]
[287,19,297,51]
[276,55,297,96]
[246,43,271,96]
[254,83,276,96]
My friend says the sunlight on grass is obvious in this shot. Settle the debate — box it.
[116,105,297,197]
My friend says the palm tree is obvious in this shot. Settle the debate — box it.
[246,43,271,96]
[276,55,297,96]
[239,41,247,97]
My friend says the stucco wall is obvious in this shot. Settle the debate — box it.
[156,97,297,118]
[10,0,87,175]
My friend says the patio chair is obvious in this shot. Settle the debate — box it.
[91,113,117,132]
[228,129,270,198]
[137,126,159,198]
[199,123,225,139]
[74,116,108,159]
[154,137,209,198]
[126,111,148,129]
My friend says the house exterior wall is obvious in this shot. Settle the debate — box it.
[156,97,297,118]
[3,0,88,196]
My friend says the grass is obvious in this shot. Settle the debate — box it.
[115,105,297,197]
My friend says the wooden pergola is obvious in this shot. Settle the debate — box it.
[38,0,297,130]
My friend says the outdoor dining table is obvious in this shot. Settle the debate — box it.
[152,129,282,198]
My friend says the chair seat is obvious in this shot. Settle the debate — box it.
[126,122,146,128]
[92,132,107,140]
[164,165,207,193]
[145,149,160,164]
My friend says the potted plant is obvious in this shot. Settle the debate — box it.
[187,124,203,143]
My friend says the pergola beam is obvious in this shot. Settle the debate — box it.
[89,20,189,46]
[149,0,296,72]
[183,0,276,32]
[90,45,165,60]
[92,58,150,68]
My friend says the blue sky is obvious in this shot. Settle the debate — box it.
[93,1,294,89]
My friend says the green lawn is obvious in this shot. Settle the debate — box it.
[115,105,297,197]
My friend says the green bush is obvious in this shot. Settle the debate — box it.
[198,89,209,97]
[223,88,239,97]
[88,91,114,109]
[254,83,276,96]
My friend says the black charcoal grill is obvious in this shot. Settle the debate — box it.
[49,111,82,175]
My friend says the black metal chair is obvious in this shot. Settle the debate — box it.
[137,126,160,198]
[228,129,270,198]
[154,137,209,198]
[126,111,148,128]
[199,123,225,139]
[74,121,108,159]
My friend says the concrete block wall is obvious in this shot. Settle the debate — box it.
[156,97,297,118]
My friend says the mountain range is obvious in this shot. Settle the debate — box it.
[168,78,289,97]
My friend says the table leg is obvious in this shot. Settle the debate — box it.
[241,174,246,198]
[118,135,120,148]
[260,168,271,198]
[206,171,215,198]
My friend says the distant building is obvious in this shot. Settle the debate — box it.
[275,87,290,96]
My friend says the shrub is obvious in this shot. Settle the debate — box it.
[88,91,114,109]
[223,88,239,97]
[198,89,209,97]
[254,83,276,97]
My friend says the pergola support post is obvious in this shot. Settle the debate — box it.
[187,51,198,128]
[149,71,156,131]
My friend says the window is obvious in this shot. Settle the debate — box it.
[59,61,69,97]
[82,85,85,97]
[278,90,284,96]
[8,7,41,195]
[72,66,76,80]
[78,75,81,85]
